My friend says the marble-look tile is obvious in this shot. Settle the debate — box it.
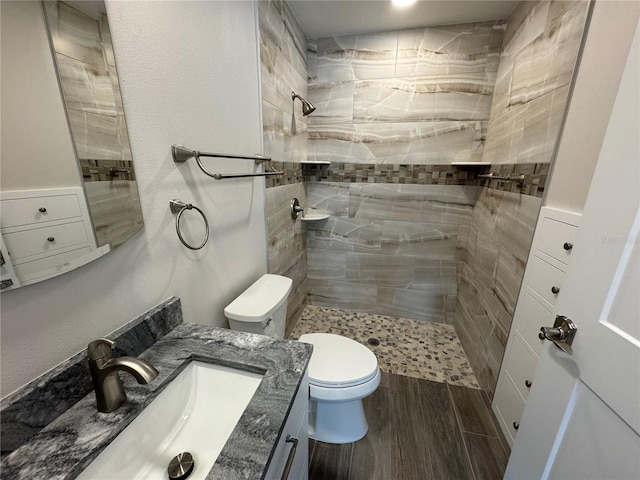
[307,181,351,217]
[45,1,105,68]
[349,183,428,222]
[308,81,355,124]
[307,279,378,311]
[346,252,417,287]
[263,100,286,160]
[307,248,347,281]
[473,232,499,289]
[317,31,398,83]
[67,109,122,160]
[84,181,143,248]
[307,39,318,84]
[413,260,458,294]
[377,287,446,322]
[282,1,308,79]
[494,247,526,316]
[473,188,540,262]
[434,74,495,121]
[56,54,117,116]
[353,77,437,122]
[396,22,497,77]
[265,183,306,277]
[380,220,458,259]
[349,183,476,224]
[306,217,383,253]
[290,305,480,388]
[310,121,481,164]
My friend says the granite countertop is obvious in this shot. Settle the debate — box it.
[1,322,312,479]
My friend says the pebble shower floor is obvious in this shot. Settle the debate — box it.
[289,305,480,389]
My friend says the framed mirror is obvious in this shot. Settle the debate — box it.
[0,0,143,290]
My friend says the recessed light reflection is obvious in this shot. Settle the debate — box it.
[392,0,417,7]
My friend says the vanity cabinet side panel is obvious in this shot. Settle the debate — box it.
[265,369,309,480]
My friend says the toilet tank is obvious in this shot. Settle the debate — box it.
[224,274,293,338]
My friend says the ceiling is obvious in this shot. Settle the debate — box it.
[287,0,517,39]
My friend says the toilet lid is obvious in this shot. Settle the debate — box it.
[299,333,379,388]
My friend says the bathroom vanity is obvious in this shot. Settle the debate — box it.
[0,297,312,479]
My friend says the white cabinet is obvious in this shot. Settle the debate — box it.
[493,207,581,446]
[265,370,309,480]
[0,188,97,288]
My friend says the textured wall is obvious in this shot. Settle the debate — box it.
[454,0,589,398]
[259,0,310,332]
[0,1,267,397]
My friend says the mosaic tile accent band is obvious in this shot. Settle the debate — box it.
[300,161,548,198]
[80,159,136,182]
[265,161,305,188]
[290,305,480,389]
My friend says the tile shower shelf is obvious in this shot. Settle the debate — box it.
[451,162,491,166]
[300,160,331,165]
[302,213,330,221]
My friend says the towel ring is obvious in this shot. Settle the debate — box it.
[169,200,209,250]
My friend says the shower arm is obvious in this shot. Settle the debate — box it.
[171,144,283,180]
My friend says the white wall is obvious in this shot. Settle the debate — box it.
[545,1,640,213]
[0,1,82,191]
[0,0,268,398]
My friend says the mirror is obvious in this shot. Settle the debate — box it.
[0,0,143,290]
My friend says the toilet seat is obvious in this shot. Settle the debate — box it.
[299,333,379,388]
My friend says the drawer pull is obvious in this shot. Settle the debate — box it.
[513,421,520,430]
[563,242,573,251]
[47,237,55,242]
[525,380,532,388]
[38,207,47,213]
[551,286,560,294]
[281,435,298,480]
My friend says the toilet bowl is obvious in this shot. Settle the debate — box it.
[224,274,381,444]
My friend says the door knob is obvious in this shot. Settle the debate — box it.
[539,315,577,355]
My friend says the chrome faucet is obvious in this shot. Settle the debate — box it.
[87,338,159,413]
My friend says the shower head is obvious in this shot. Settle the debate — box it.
[291,91,316,116]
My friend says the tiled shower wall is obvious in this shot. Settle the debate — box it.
[454,0,589,397]
[304,21,504,321]
[259,0,310,331]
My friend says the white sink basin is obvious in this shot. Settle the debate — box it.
[78,361,263,480]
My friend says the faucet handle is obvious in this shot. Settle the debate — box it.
[87,338,116,360]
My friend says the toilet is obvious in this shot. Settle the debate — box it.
[224,274,380,444]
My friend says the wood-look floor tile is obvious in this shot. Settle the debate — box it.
[389,374,432,480]
[480,389,511,458]
[309,440,353,480]
[464,432,509,480]
[449,384,500,437]
[418,379,475,480]
[350,385,393,480]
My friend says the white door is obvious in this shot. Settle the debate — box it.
[505,16,640,480]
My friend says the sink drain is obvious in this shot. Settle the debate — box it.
[168,452,195,480]
[367,337,381,346]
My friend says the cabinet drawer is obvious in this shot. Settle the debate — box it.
[4,222,89,260]
[528,255,565,307]
[14,246,91,283]
[1,194,82,229]
[537,217,578,265]
[493,374,525,446]
[505,333,538,400]
[514,291,553,357]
